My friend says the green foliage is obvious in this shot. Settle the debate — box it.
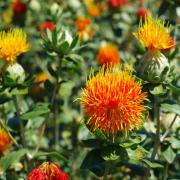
[0,0,179,179]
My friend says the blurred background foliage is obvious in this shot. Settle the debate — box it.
[0,0,179,179]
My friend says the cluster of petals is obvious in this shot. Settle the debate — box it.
[27,162,69,180]
[133,16,175,51]
[0,28,29,64]
[80,66,147,136]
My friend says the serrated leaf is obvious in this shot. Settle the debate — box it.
[20,104,50,120]
[35,151,68,162]
[0,149,27,172]
[161,103,180,116]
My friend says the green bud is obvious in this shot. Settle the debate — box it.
[6,63,25,84]
[138,50,170,84]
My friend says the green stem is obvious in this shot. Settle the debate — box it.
[52,59,62,149]
[151,97,160,161]
[104,162,109,180]
[12,95,28,172]
[12,95,26,148]
[160,114,178,142]
[0,119,19,148]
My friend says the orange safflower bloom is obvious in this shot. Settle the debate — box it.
[39,21,55,32]
[0,126,11,154]
[88,4,100,17]
[75,17,91,31]
[133,16,174,51]
[76,17,94,40]
[80,67,147,136]
[27,162,69,180]
[96,44,120,67]
[30,73,48,94]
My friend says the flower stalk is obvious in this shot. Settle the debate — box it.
[151,97,160,161]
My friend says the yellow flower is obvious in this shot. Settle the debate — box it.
[80,66,147,137]
[133,16,174,51]
[0,28,29,64]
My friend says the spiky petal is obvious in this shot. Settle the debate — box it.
[27,162,69,180]
[80,67,147,137]
[133,16,174,50]
[0,28,29,64]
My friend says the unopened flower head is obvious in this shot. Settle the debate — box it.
[0,28,29,64]
[80,66,147,137]
[133,16,174,51]
[96,44,120,67]
[0,126,11,154]
[27,162,69,180]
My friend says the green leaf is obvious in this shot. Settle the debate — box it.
[142,159,163,168]
[80,149,106,177]
[94,129,107,141]
[121,135,143,148]
[66,54,83,65]
[0,149,27,172]
[46,29,52,42]
[101,145,128,161]
[162,146,176,163]
[11,88,28,95]
[47,62,57,77]
[20,104,50,120]
[52,28,57,46]
[44,80,54,93]
[59,41,69,53]
[70,35,79,50]
[81,139,104,148]
[127,146,149,161]
[150,85,167,96]
[35,151,68,163]
[168,83,180,94]
[161,103,180,116]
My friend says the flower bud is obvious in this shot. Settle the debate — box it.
[6,63,25,84]
[138,50,170,84]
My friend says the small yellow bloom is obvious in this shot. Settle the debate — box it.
[0,28,29,64]
[133,16,174,50]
